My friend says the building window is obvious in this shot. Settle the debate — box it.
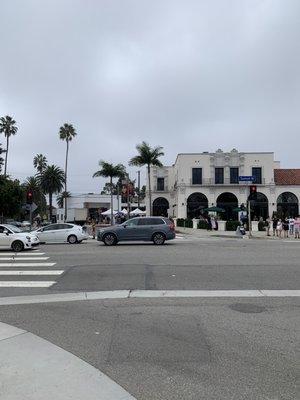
[157,177,165,191]
[230,167,239,184]
[252,167,262,184]
[215,168,224,184]
[192,168,202,184]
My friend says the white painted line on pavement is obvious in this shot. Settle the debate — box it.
[0,262,56,267]
[0,257,49,261]
[0,252,45,256]
[0,290,299,306]
[0,270,64,275]
[0,281,56,287]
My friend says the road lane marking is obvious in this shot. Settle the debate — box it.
[0,252,45,256]
[0,281,56,287]
[0,290,299,305]
[0,270,64,275]
[0,263,56,267]
[0,257,49,261]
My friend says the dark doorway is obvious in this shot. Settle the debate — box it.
[217,192,238,220]
[277,192,299,218]
[153,197,169,217]
[187,193,208,218]
[248,192,269,220]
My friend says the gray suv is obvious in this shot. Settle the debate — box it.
[97,217,176,246]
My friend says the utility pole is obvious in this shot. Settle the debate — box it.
[127,174,131,220]
[137,170,141,208]
[248,199,252,238]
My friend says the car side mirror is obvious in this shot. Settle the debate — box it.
[123,224,127,228]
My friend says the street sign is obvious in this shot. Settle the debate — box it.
[22,202,38,212]
[239,176,254,182]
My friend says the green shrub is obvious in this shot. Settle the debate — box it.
[176,218,185,227]
[198,220,208,229]
[176,218,193,228]
[226,221,240,231]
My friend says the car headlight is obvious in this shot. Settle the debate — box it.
[26,236,31,242]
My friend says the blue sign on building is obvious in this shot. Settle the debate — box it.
[239,176,254,182]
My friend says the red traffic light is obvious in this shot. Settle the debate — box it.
[26,190,33,204]
[249,185,257,194]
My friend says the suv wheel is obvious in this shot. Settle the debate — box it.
[103,233,117,246]
[11,240,24,252]
[68,234,77,244]
[152,232,166,245]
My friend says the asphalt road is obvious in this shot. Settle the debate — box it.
[0,235,299,399]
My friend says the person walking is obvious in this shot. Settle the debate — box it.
[91,219,96,239]
[294,217,300,239]
[283,217,289,238]
[289,217,295,236]
[266,216,271,236]
[276,219,283,238]
[272,216,278,236]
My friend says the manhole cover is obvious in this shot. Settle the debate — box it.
[229,303,267,314]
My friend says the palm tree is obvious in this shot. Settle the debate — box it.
[129,142,164,216]
[23,176,47,216]
[38,165,65,221]
[56,191,71,209]
[59,123,77,221]
[33,154,48,174]
[93,161,126,225]
[0,115,18,177]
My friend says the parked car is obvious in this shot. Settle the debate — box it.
[33,223,88,244]
[21,221,31,227]
[0,224,40,252]
[5,220,22,228]
[97,217,176,246]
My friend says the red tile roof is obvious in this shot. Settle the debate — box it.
[274,169,300,185]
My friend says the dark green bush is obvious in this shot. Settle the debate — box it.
[176,218,193,228]
[258,220,266,231]
[198,220,208,229]
[226,221,240,231]
[176,218,185,227]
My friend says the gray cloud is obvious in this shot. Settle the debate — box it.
[0,0,299,192]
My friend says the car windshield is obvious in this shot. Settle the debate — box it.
[5,225,22,233]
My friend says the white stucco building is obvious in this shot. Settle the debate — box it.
[148,149,300,220]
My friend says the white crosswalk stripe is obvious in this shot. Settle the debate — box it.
[0,251,61,288]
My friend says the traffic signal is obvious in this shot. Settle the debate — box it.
[240,203,245,211]
[26,189,33,204]
[249,185,257,200]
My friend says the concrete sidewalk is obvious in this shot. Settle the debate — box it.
[176,227,289,240]
[0,321,136,400]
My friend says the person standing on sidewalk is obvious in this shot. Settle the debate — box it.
[276,219,283,238]
[283,217,289,238]
[294,217,300,239]
[289,216,295,236]
[272,216,278,236]
[266,216,271,236]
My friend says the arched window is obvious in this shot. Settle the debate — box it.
[247,192,269,220]
[277,192,299,218]
[216,192,238,221]
[153,197,169,217]
[187,193,208,219]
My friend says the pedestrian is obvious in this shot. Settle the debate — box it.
[276,219,283,238]
[211,216,217,230]
[283,217,289,238]
[289,216,295,236]
[207,215,212,231]
[266,216,271,236]
[294,217,300,239]
[91,219,96,239]
[272,216,278,236]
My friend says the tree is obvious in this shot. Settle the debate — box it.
[0,115,18,177]
[22,176,47,216]
[38,165,65,221]
[33,154,48,174]
[59,123,77,221]
[129,142,164,216]
[56,191,71,209]
[93,161,126,225]
[0,176,24,220]
[0,143,5,174]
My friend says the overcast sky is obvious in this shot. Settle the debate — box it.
[0,0,299,193]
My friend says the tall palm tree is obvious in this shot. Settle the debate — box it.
[0,115,18,177]
[33,154,48,174]
[93,161,126,225]
[129,142,164,216]
[56,191,71,209]
[38,165,65,221]
[59,123,77,221]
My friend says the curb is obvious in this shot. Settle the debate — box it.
[0,321,136,400]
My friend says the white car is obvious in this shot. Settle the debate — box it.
[34,223,88,244]
[0,224,40,252]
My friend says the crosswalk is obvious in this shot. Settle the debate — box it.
[0,250,62,288]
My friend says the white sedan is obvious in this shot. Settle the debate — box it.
[0,224,40,252]
[34,223,88,244]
